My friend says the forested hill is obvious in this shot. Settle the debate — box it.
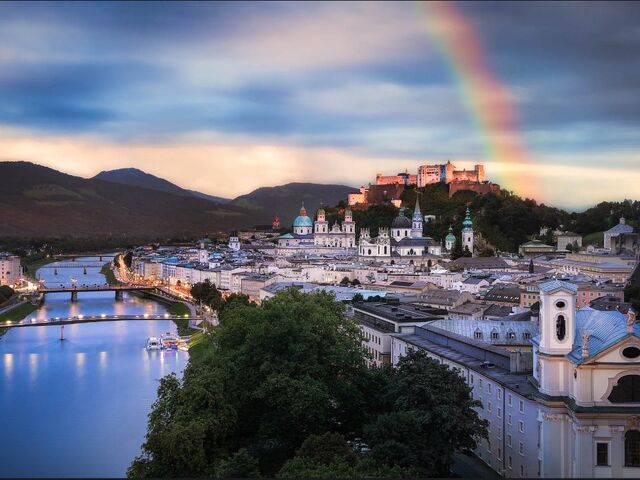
[323,183,639,253]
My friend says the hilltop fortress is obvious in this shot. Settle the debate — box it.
[349,160,500,208]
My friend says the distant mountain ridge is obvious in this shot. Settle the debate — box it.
[231,182,358,226]
[93,168,230,203]
[0,162,358,237]
[0,162,245,237]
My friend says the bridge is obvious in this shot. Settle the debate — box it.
[3,313,203,340]
[38,285,157,302]
[38,262,109,269]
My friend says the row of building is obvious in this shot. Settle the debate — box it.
[353,279,640,478]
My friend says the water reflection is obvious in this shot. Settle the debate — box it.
[0,257,189,477]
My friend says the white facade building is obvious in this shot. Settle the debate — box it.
[390,279,640,478]
[0,253,21,286]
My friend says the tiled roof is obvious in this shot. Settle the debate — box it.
[538,279,579,293]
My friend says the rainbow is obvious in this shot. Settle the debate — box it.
[419,1,536,199]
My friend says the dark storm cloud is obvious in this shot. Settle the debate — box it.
[0,0,639,160]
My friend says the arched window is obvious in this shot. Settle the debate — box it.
[507,330,516,340]
[609,375,640,403]
[523,331,531,340]
[625,430,640,467]
[474,329,483,340]
[556,314,566,341]
[491,329,499,340]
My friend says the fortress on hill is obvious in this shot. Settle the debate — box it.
[348,160,500,208]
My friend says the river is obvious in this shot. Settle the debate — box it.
[0,257,189,477]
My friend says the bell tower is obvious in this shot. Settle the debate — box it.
[538,280,577,356]
[461,206,474,255]
[411,197,423,238]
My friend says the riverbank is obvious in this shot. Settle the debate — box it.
[100,261,121,286]
[0,302,38,337]
[22,255,57,279]
[168,302,198,336]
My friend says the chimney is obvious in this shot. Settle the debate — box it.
[581,330,591,359]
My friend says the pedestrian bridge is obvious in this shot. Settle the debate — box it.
[38,262,109,269]
[4,313,201,329]
[38,285,157,302]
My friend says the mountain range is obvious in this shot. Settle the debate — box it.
[0,162,357,237]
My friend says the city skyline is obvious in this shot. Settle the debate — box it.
[1,1,639,210]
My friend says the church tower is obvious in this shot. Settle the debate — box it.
[314,203,329,245]
[445,225,456,252]
[536,280,577,397]
[462,207,474,255]
[342,207,356,247]
[411,197,423,238]
[228,231,241,252]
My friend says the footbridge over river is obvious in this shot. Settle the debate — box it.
[38,285,157,302]
[3,313,203,340]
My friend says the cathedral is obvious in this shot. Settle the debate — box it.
[358,198,443,260]
[276,203,356,250]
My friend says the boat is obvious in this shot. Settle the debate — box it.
[146,337,161,350]
[160,332,178,350]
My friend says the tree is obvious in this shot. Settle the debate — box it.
[214,449,260,478]
[350,278,361,286]
[351,293,364,303]
[451,236,465,260]
[190,280,223,311]
[339,276,350,286]
[363,350,487,477]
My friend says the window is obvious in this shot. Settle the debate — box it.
[623,346,640,359]
[608,375,640,403]
[520,465,524,476]
[497,426,502,439]
[488,401,492,413]
[488,384,492,395]
[519,441,524,456]
[507,330,516,340]
[508,456,512,469]
[518,420,524,433]
[556,314,566,341]
[491,330,499,340]
[519,399,524,413]
[507,434,512,447]
[497,389,502,400]
[556,300,566,309]
[497,407,502,419]
[470,374,474,384]
[626,430,640,467]
[508,414,512,426]
[497,447,502,461]
[596,442,609,466]
[508,394,513,407]
[523,331,531,340]
[474,329,483,340]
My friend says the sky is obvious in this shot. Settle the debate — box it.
[0,1,639,210]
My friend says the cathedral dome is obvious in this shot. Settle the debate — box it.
[293,215,313,227]
[392,210,412,228]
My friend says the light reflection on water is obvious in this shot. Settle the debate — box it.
[0,257,189,477]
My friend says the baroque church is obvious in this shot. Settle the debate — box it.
[276,203,356,249]
[358,198,444,259]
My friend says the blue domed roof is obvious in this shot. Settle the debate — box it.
[294,215,313,227]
